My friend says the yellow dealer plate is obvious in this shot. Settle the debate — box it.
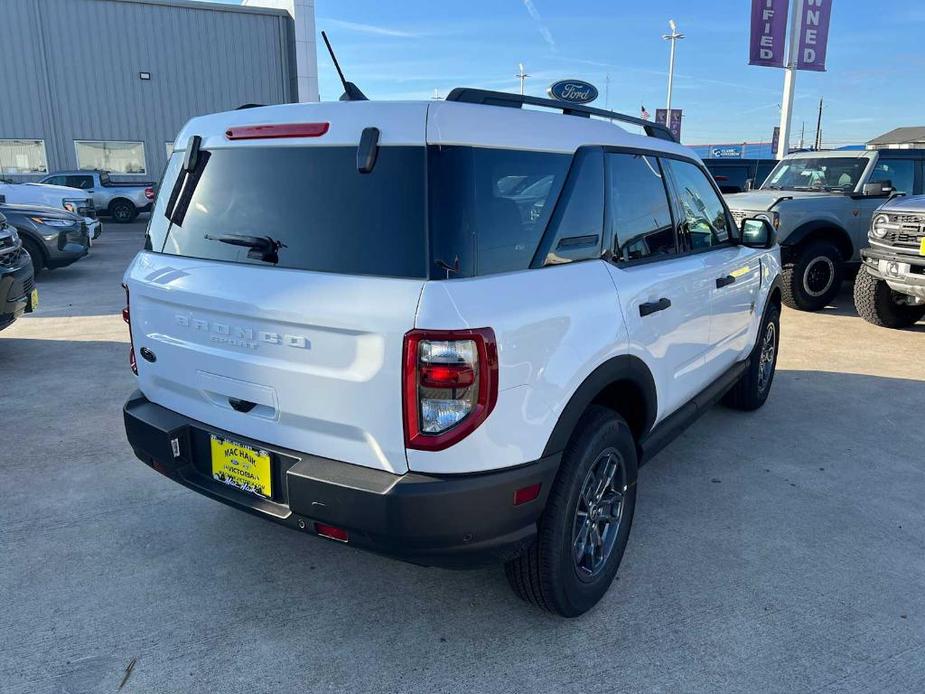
[210,435,272,499]
[29,288,38,311]
[920,237,925,256]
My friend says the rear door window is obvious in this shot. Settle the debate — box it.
[150,146,428,278]
[607,153,677,262]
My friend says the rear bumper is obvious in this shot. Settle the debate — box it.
[123,391,559,568]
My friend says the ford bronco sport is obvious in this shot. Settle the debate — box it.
[853,195,925,329]
[726,149,925,312]
[122,90,782,616]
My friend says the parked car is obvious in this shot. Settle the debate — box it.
[704,158,777,194]
[122,91,782,617]
[39,170,154,223]
[0,178,102,241]
[0,212,36,332]
[853,195,925,328]
[0,203,90,275]
[725,149,925,311]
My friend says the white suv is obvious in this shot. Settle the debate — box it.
[122,90,782,617]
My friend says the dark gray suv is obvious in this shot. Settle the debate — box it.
[0,203,89,275]
[0,213,36,331]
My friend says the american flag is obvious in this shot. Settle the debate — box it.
[640,105,650,120]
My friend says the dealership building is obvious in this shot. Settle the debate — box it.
[1,0,318,181]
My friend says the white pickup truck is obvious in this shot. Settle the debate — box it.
[0,180,102,241]
[39,170,154,223]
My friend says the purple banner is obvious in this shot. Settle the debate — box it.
[749,0,789,68]
[656,109,683,141]
[797,0,832,72]
[770,126,781,155]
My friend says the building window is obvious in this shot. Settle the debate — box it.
[75,140,147,174]
[165,142,175,158]
[0,139,48,174]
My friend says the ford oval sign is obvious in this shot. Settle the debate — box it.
[547,80,599,105]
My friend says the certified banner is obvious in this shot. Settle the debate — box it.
[749,0,789,68]
[655,109,683,142]
[796,0,832,72]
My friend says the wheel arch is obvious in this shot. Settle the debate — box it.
[17,226,47,267]
[782,220,853,263]
[108,197,135,213]
[541,355,657,459]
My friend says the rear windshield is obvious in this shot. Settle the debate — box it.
[147,144,571,279]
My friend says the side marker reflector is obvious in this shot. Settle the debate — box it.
[315,523,349,542]
[513,483,541,506]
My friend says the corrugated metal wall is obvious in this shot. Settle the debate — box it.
[0,0,297,180]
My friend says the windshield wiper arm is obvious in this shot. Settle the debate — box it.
[204,233,287,263]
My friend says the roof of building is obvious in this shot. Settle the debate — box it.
[867,127,925,146]
[88,0,291,18]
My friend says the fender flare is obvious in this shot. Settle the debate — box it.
[541,354,657,458]
[781,220,854,259]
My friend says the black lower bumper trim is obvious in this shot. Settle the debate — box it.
[123,391,560,567]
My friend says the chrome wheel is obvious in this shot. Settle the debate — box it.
[572,448,627,580]
[757,321,777,392]
[803,256,835,298]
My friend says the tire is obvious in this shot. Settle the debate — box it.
[781,241,843,311]
[110,199,137,223]
[723,301,780,411]
[504,406,638,617]
[853,267,925,329]
[21,237,44,277]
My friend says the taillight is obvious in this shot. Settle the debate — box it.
[144,186,155,200]
[403,328,498,451]
[122,283,137,375]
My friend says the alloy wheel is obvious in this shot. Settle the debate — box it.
[757,321,776,392]
[572,448,627,580]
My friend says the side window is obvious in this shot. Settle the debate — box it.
[66,175,93,189]
[870,158,914,194]
[607,153,676,262]
[541,147,604,266]
[44,175,64,186]
[664,159,731,251]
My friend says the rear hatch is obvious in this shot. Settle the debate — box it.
[125,103,429,474]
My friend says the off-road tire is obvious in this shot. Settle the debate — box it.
[110,199,137,224]
[853,267,925,329]
[21,237,44,276]
[781,241,843,311]
[504,406,637,617]
[724,302,780,411]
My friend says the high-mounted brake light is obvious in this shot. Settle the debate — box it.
[122,283,137,375]
[225,122,330,140]
[403,328,498,451]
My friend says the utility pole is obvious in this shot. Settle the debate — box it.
[814,97,824,150]
[777,0,803,159]
[515,63,529,96]
[799,121,805,149]
[662,19,684,115]
[604,74,611,110]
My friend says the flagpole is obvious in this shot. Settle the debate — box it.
[777,0,803,159]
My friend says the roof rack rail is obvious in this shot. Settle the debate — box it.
[445,88,676,142]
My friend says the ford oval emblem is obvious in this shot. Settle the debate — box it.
[547,79,599,104]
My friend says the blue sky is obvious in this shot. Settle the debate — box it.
[213,1,925,147]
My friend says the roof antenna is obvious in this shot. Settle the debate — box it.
[321,31,368,102]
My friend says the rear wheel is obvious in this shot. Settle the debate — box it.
[110,199,137,223]
[853,267,925,329]
[21,237,44,276]
[781,241,843,311]
[504,406,637,617]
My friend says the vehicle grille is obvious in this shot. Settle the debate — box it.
[22,276,34,296]
[880,214,925,250]
[78,206,97,219]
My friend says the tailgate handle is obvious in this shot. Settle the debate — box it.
[228,398,257,413]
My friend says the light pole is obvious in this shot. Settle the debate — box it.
[777,0,803,159]
[516,63,529,96]
[662,19,684,116]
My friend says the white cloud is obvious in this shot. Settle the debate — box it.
[320,18,420,38]
[522,0,556,50]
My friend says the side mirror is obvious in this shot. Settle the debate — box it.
[740,217,776,249]
[862,180,892,197]
[744,178,754,191]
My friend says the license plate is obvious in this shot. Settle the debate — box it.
[28,288,38,312]
[920,237,925,256]
[210,435,272,499]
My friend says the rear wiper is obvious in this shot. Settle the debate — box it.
[204,233,287,264]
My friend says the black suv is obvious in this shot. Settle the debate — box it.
[0,213,36,331]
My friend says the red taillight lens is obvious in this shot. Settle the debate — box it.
[315,523,349,542]
[122,283,137,375]
[225,122,330,140]
[144,186,155,200]
[403,328,498,451]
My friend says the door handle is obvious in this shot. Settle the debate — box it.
[716,275,736,289]
[639,297,671,317]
